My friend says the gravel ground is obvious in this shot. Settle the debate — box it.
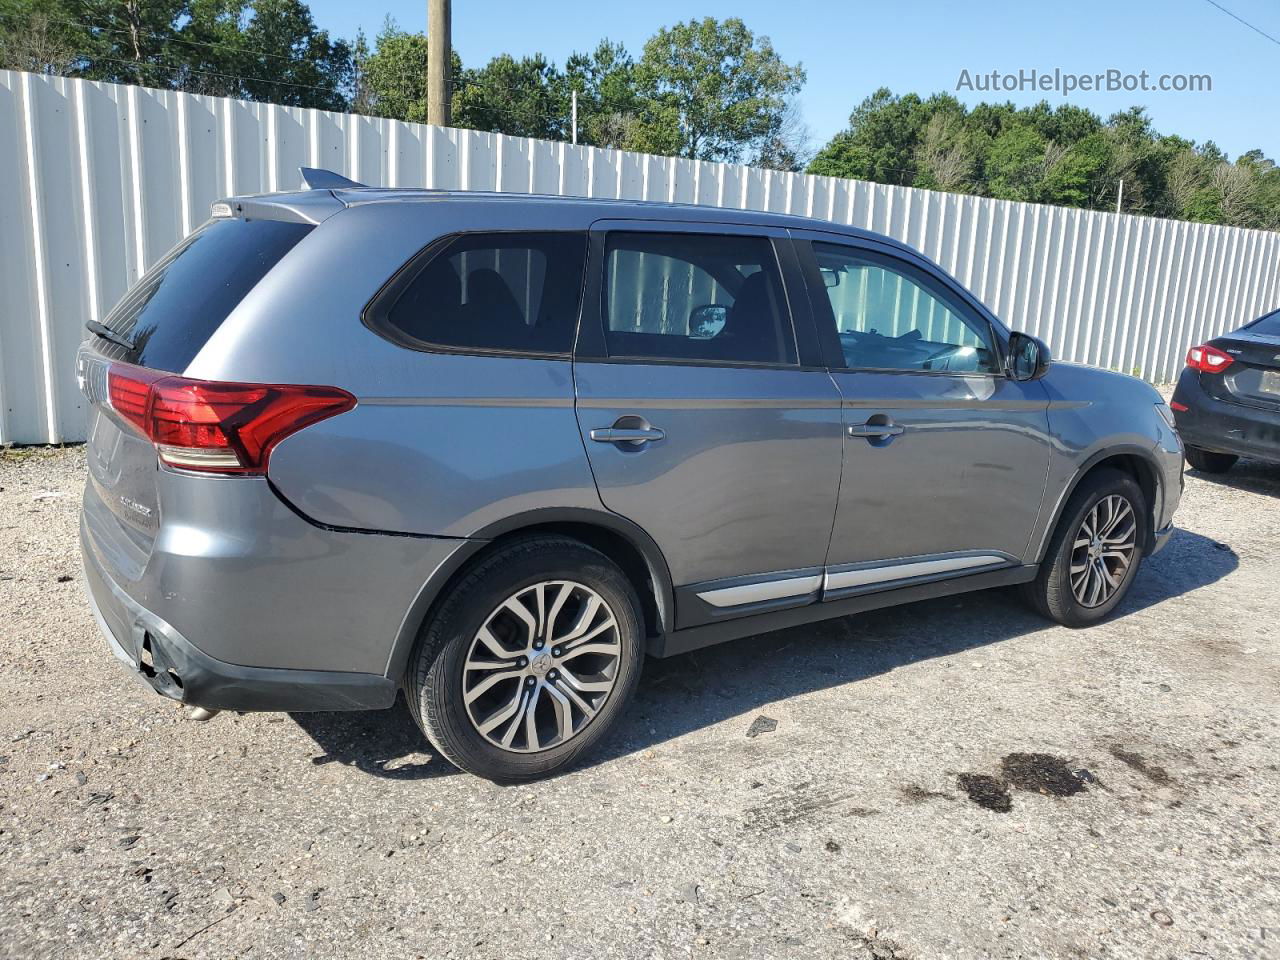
[1,445,1278,960]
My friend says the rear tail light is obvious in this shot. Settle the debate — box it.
[106,364,355,474]
[1185,344,1234,374]
[1169,400,1189,412]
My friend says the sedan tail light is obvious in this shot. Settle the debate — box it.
[1185,344,1234,374]
[107,364,355,474]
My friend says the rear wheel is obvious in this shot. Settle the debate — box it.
[1023,468,1146,628]
[407,536,644,782]
[1185,445,1238,474]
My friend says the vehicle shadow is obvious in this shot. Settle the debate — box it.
[289,528,1236,781]
[1186,458,1280,498]
[587,525,1238,770]
[290,697,460,781]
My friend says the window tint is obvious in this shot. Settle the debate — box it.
[603,233,796,365]
[1246,309,1280,337]
[382,232,586,354]
[94,218,312,372]
[814,243,998,374]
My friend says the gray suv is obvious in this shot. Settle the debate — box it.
[78,169,1183,782]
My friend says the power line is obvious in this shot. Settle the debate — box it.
[1201,0,1280,47]
[4,9,639,116]
[85,54,344,98]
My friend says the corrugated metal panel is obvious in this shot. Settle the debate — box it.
[2,68,1278,444]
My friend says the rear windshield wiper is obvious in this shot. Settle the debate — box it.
[86,320,135,351]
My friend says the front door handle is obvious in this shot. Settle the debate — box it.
[590,426,666,444]
[848,420,905,440]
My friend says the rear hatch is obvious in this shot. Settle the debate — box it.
[1201,310,1280,412]
[79,217,315,577]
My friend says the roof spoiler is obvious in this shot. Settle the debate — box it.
[299,167,365,190]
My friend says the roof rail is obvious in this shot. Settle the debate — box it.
[299,167,365,190]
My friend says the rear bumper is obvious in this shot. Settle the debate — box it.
[82,523,396,711]
[1172,368,1280,463]
[80,470,473,712]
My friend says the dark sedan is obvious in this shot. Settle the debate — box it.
[1172,308,1280,473]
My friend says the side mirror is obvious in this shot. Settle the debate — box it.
[689,303,728,339]
[1007,331,1051,381]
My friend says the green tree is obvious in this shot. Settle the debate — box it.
[2,0,351,108]
[563,39,642,148]
[630,17,804,163]
[358,19,459,123]
[234,0,351,109]
[172,0,253,98]
[359,21,428,121]
[808,88,929,185]
[809,88,1280,229]
[454,52,567,139]
[75,0,189,88]
[986,124,1049,201]
[1040,134,1112,208]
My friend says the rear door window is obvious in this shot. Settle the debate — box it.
[375,232,587,355]
[92,218,312,372]
[601,232,796,365]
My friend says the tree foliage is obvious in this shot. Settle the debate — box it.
[1,0,351,108]
[808,88,1280,229]
[630,17,805,164]
[1,3,1275,228]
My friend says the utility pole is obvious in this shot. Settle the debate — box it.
[427,0,451,127]
[1116,179,1124,214]
[571,90,578,145]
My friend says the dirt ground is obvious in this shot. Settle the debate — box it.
[1,446,1277,960]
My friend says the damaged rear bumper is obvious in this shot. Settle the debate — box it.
[81,517,396,712]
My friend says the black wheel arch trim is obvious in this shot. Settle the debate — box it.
[383,507,676,684]
[1033,443,1164,564]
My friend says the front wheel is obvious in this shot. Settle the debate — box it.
[407,536,644,782]
[1023,468,1147,628]
[1185,445,1238,474]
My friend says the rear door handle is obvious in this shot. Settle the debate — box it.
[848,421,905,440]
[590,426,666,444]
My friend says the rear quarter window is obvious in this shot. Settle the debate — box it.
[93,218,312,372]
[1246,309,1280,337]
[370,232,587,356]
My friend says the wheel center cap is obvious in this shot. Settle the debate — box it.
[1088,539,1103,561]
[530,652,553,676]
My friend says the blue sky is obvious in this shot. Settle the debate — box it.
[307,0,1279,159]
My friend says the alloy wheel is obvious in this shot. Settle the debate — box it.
[462,581,622,753]
[1069,494,1137,608]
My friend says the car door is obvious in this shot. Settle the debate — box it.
[573,221,843,627]
[792,231,1053,598]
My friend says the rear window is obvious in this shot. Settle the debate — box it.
[1246,309,1280,337]
[602,232,796,365]
[372,232,587,356]
[92,218,312,372]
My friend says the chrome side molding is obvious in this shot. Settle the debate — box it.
[692,551,1017,610]
[824,553,1011,593]
[696,572,823,608]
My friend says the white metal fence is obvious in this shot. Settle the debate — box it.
[2,68,1278,444]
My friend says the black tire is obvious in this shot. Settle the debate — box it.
[407,536,644,782]
[1185,445,1238,474]
[1023,468,1147,628]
